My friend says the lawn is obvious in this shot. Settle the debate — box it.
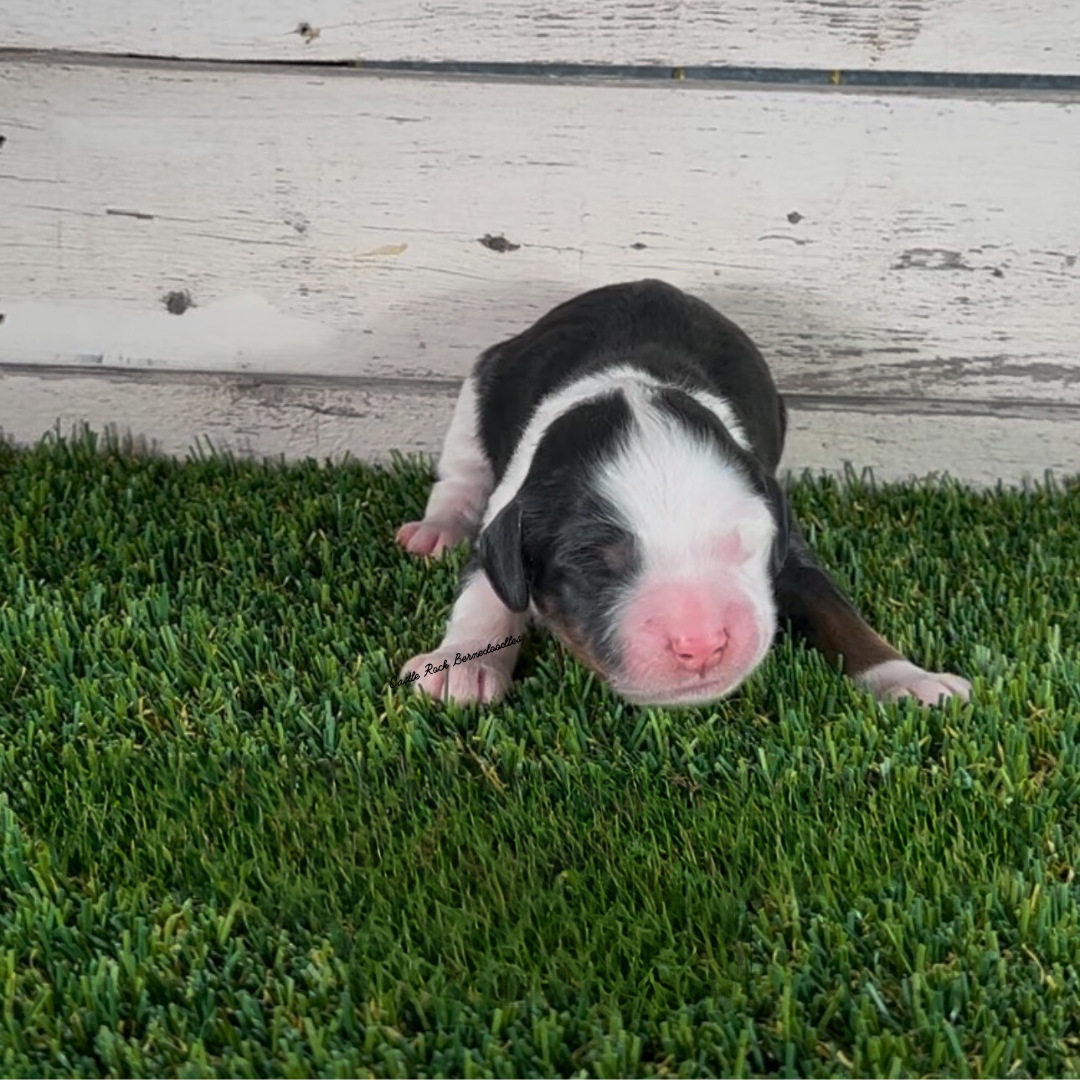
[1,431,1078,1078]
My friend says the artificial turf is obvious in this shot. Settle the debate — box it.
[0,430,1078,1079]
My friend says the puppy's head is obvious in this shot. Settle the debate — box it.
[478,385,789,706]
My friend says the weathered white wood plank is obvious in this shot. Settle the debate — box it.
[0,371,455,464]
[5,0,1080,75]
[2,59,1078,411]
[3,370,1077,486]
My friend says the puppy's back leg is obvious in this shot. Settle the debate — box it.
[776,528,971,706]
[397,373,494,558]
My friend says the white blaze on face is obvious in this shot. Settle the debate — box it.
[481,366,750,531]
[597,393,779,705]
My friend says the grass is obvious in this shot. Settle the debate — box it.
[0,430,1078,1079]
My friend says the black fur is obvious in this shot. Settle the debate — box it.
[474,278,788,481]
[477,503,528,613]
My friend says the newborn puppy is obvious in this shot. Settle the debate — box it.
[396,279,971,708]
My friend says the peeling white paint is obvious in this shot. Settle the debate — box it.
[1,56,1079,482]
[1,372,1076,487]
[0,295,345,370]
[4,0,1079,74]
[1,61,1078,403]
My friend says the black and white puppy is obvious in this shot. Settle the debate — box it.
[397,279,971,708]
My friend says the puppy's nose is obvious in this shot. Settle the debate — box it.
[670,629,729,674]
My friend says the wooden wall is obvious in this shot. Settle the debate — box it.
[2,1,1079,484]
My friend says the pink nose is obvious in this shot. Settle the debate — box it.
[670,629,729,673]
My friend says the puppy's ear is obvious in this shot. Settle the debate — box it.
[764,474,790,577]
[478,501,530,613]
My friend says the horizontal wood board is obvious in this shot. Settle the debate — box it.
[5,0,1080,75]
[3,370,1078,487]
[2,59,1079,405]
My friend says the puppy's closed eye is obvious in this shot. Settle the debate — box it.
[600,536,637,575]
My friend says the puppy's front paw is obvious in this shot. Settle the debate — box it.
[857,659,972,706]
[399,646,513,705]
[396,517,471,558]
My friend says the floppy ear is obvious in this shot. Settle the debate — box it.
[478,501,530,613]
[763,474,791,577]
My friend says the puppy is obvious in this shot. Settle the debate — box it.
[396,279,971,708]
